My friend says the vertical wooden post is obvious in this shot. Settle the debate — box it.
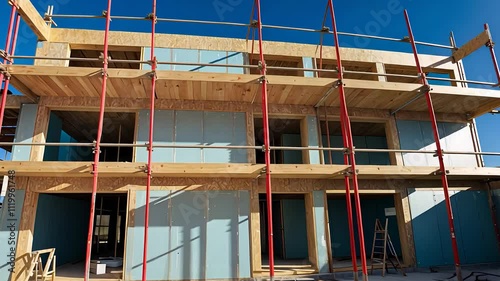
[13,179,39,281]
[250,181,262,274]
[29,105,50,161]
[394,189,416,266]
[385,117,404,166]
[305,192,319,271]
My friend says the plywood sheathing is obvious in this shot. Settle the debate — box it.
[49,29,456,70]
[8,65,499,117]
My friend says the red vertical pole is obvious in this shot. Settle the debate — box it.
[83,1,112,280]
[327,1,368,280]
[0,4,19,134]
[255,0,274,277]
[142,0,157,280]
[484,24,500,85]
[404,10,463,281]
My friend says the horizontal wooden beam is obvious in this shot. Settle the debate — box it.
[16,0,50,41]
[452,30,491,63]
[0,162,498,180]
[49,28,456,70]
[6,95,34,109]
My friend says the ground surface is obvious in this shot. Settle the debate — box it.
[332,265,500,281]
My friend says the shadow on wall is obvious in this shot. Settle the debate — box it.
[409,189,500,268]
[397,120,477,167]
[125,190,250,280]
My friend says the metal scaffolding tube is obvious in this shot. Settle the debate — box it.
[11,55,102,62]
[254,0,274,277]
[0,4,18,136]
[404,10,462,281]
[485,24,500,85]
[156,17,249,27]
[0,12,19,135]
[327,1,363,280]
[142,0,156,280]
[83,0,112,280]
[426,76,498,87]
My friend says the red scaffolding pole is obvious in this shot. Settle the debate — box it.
[404,10,463,281]
[254,0,274,277]
[484,24,500,85]
[142,0,157,280]
[0,3,19,134]
[83,0,112,280]
[327,1,368,280]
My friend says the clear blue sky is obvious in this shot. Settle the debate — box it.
[0,0,499,166]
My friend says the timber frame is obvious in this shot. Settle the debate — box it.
[3,1,500,280]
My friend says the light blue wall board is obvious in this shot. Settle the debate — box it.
[409,189,500,267]
[175,111,203,163]
[126,190,251,280]
[302,57,315,77]
[12,104,37,161]
[135,110,174,162]
[397,120,476,167]
[135,110,247,163]
[313,191,329,273]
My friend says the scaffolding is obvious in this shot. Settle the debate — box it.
[1,1,500,281]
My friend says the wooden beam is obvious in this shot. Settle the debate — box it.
[29,104,49,161]
[12,179,38,281]
[394,190,416,267]
[39,96,252,112]
[9,77,38,101]
[305,192,319,272]
[0,162,499,180]
[250,182,262,274]
[452,30,491,63]
[385,117,404,166]
[49,28,457,70]
[5,95,34,109]
[16,0,50,41]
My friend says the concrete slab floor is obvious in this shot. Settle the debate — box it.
[332,265,500,281]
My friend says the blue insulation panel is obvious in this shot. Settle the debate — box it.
[175,111,203,163]
[206,192,239,278]
[136,110,247,163]
[313,191,330,273]
[12,104,37,161]
[126,190,251,280]
[142,48,244,74]
[409,189,500,267]
[397,120,476,167]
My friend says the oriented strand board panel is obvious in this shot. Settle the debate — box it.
[0,189,25,280]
